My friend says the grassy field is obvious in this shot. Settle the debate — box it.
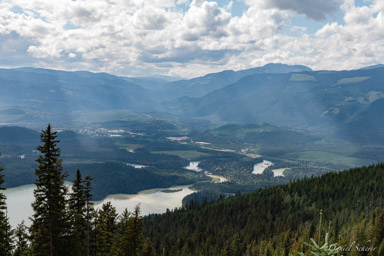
[336,76,370,85]
[283,151,372,167]
[289,74,317,81]
[152,150,211,160]
[115,142,143,152]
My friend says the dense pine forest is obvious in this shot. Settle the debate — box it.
[144,163,384,255]
[0,124,384,255]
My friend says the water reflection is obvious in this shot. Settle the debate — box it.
[4,183,194,228]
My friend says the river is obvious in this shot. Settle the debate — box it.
[252,160,273,174]
[185,161,228,183]
[252,161,288,177]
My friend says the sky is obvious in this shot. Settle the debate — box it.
[0,0,383,78]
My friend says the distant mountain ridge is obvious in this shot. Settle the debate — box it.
[0,67,161,125]
[168,66,384,142]
[0,64,311,125]
[162,63,312,99]
[1,64,384,144]
[359,64,384,70]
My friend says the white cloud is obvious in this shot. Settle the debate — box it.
[310,0,384,70]
[182,1,231,40]
[0,0,382,78]
[133,7,169,30]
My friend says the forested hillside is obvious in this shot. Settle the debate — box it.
[144,163,384,255]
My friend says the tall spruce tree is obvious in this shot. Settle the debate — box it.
[0,158,13,255]
[69,169,87,256]
[68,169,94,256]
[124,205,144,256]
[84,175,94,256]
[141,238,156,256]
[111,205,144,256]
[110,209,131,255]
[30,124,70,256]
[13,221,30,256]
[94,202,118,256]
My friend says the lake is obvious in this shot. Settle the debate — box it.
[93,185,193,216]
[5,161,231,228]
[4,183,194,228]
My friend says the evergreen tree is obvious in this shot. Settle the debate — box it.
[124,205,144,256]
[110,209,131,256]
[371,210,384,250]
[94,202,118,256]
[141,238,156,256]
[68,171,94,256]
[84,175,94,256]
[68,169,88,256]
[230,234,243,256]
[0,158,13,255]
[13,221,30,256]
[30,124,70,256]
[111,205,144,256]
[118,209,131,231]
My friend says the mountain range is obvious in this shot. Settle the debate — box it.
[173,68,384,134]
[159,63,311,99]
[0,63,383,144]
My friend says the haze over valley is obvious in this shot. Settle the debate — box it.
[1,0,384,254]
[1,64,383,205]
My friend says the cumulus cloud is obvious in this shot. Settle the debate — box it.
[182,1,231,40]
[310,0,384,70]
[0,0,383,78]
[250,0,342,20]
[133,7,169,30]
